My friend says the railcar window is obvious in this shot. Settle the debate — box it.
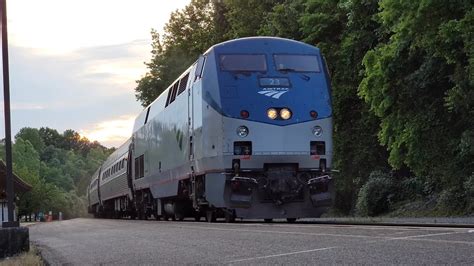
[177,73,189,95]
[144,107,151,124]
[220,54,266,72]
[134,155,144,179]
[167,82,179,106]
[134,158,139,178]
[274,54,320,72]
[165,85,173,107]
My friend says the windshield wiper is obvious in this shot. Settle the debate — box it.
[230,70,262,79]
[278,68,296,72]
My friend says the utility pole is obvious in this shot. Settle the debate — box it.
[1,0,17,228]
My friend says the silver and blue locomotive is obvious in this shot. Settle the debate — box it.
[88,37,334,222]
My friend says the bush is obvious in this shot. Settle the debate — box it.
[399,177,424,200]
[356,171,395,216]
[463,174,474,214]
[436,187,466,215]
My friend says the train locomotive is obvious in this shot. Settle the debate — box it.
[88,37,334,222]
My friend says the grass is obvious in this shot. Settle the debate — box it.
[0,246,43,266]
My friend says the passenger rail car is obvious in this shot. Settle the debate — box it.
[87,37,334,222]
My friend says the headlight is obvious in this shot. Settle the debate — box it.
[267,108,278,120]
[312,126,323,136]
[236,126,249,138]
[280,108,292,120]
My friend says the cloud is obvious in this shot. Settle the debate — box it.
[0,43,144,142]
[8,0,191,54]
[79,115,136,148]
[0,102,45,110]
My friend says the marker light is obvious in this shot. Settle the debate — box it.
[312,126,323,137]
[240,110,249,119]
[267,108,278,120]
[280,108,292,120]
[236,126,249,138]
[310,110,318,119]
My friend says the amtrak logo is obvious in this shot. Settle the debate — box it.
[257,87,289,99]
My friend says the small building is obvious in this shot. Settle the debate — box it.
[0,160,32,224]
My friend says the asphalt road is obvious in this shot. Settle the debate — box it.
[29,218,474,265]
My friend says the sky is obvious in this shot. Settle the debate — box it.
[0,0,190,147]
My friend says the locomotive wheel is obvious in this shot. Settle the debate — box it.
[224,212,235,223]
[264,218,273,223]
[286,218,297,223]
[206,210,216,223]
[175,213,184,221]
[194,213,201,222]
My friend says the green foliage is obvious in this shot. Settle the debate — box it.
[300,0,389,212]
[464,174,474,214]
[359,0,473,183]
[135,0,231,106]
[2,127,112,219]
[436,187,467,216]
[224,0,282,38]
[399,177,425,200]
[258,0,305,39]
[356,171,395,216]
[15,128,44,152]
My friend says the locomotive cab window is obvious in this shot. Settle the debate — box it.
[194,55,206,80]
[274,54,320,72]
[220,54,267,72]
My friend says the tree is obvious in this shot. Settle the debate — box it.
[299,0,389,211]
[135,0,231,106]
[359,0,473,187]
[223,0,283,38]
[15,127,44,152]
[39,127,63,148]
[62,129,82,151]
[8,127,113,218]
[258,0,306,39]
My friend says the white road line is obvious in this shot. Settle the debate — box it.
[400,238,474,245]
[228,246,337,263]
[388,231,462,240]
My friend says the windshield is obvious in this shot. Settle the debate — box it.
[274,54,320,72]
[220,54,267,72]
